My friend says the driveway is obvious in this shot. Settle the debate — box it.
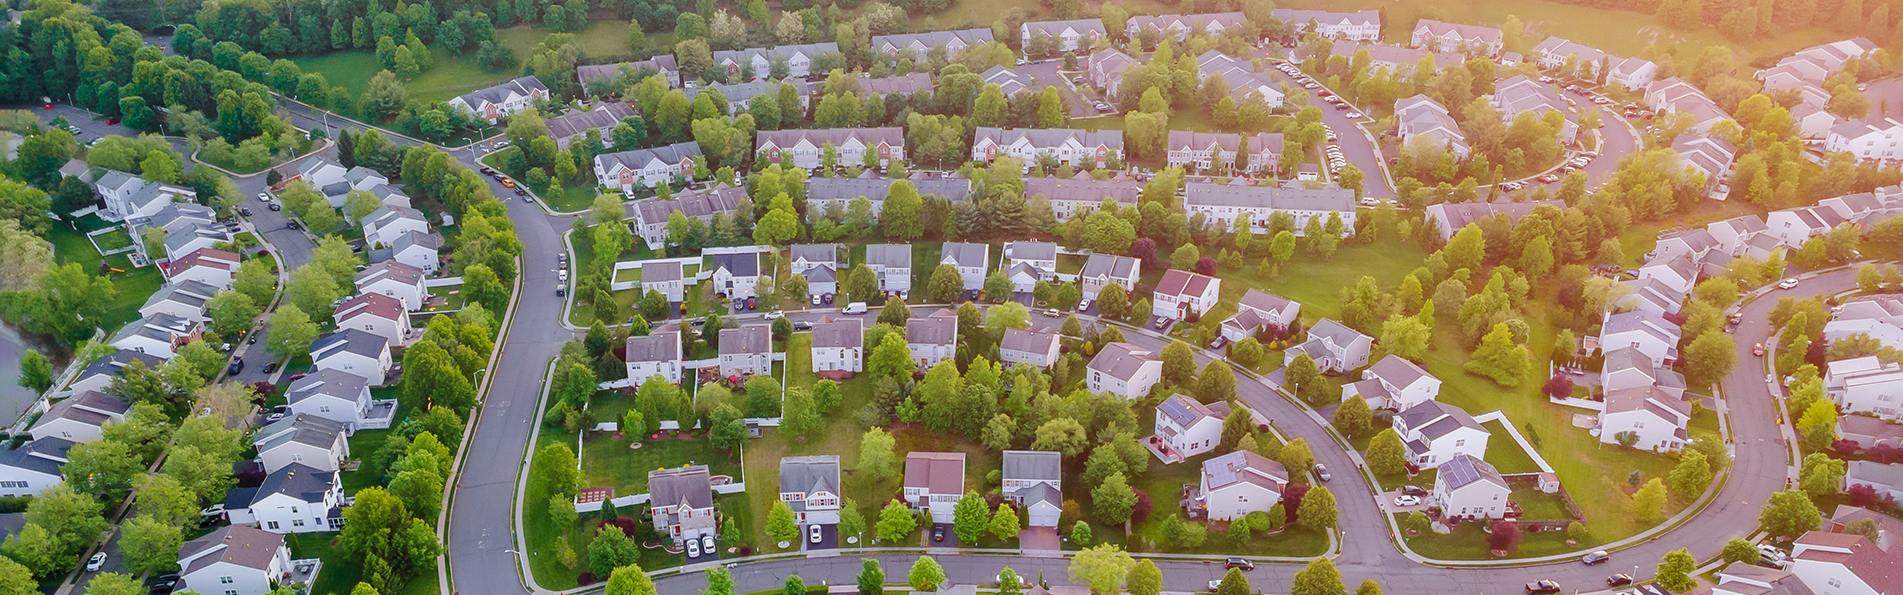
[1018,526,1060,551]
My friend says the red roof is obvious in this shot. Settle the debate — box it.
[164,247,240,276]
[334,292,405,322]
[1155,269,1214,298]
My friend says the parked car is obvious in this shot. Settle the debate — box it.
[763,309,784,320]
[1524,580,1561,594]
[268,202,282,211]
[809,524,822,543]
[842,302,868,315]
[1224,557,1255,571]
[1607,574,1633,587]
[686,537,702,558]
[702,534,715,554]
[262,361,280,374]
[1313,464,1331,482]
[1582,550,1611,565]
[932,526,946,542]
[227,360,244,375]
[1392,494,1422,507]
[1752,343,1765,356]
[1401,485,1427,497]
[1778,277,1800,289]
[1759,544,1789,564]
[86,552,107,572]
[145,574,181,593]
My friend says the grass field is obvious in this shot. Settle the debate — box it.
[49,218,162,333]
[296,21,644,106]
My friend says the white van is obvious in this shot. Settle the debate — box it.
[842,302,868,315]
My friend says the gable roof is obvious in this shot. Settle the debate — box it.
[1158,393,1223,428]
[1411,19,1503,44]
[1023,174,1142,205]
[906,309,958,346]
[356,260,425,288]
[285,369,369,407]
[1000,327,1058,354]
[453,76,547,109]
[811,318,864,349]
[547,102,637,140]
[1080,253,1139,280]
[649,465,714,509]
[1087,342,1155,381]
[806,171,972,203]
[255,414,348,452]
[180,525,284,575]
[1367,355,1434,389]
[779,455,840,496]
[865,244,913,269]
[1155,269,1217,298]
[596,141,703,173]
[941,242,989,269]
[32,391,129,431]
[252,463,336,504]
[1183,181,1357,212]
[974,127,1124,151]
[1437,454,1506,491]
[710,251,760,277]
[719,324,772,356]
[758,127,904,152]
[625,330,682,364]
[1001,450,1062,482]
[335,292,405,325]
[1201,450,1288,493]
[1398,400,1483,440]
[311,328,388,362]
[903,451,966,494]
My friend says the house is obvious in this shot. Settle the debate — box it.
[66,350,163,396]
[1000,450,1063,527]
[1024,174,1142,221]
[1826,118,1903,162]
[1000,328,1061,369]
[1087,343,1163,399]
[379,230,441,274]
[1345,355,1442,412]
[1152,269,1221,320]
[176,525,295,595]
[810,318,864,379]
[972,127,1124,169]
[1844,460,1903,502]
[903,451,966,523]
[1195,51,1285,107]
[361,205,430,247]
[778,456,842,533]
[1125,12,1245,42]
[1151,394,1233,463]
[162,247,241,289]
[286,369,393,432]
[1838,415,1903,450]
[355,261,427,312]
[1826,356,1903,420]
[803,171,972,219]
[253,414,350,474]
[1077,253,1140,301]
[1601,346,1688,398]
[1827,296,1903,350]
[1532,36,1606,72]
[27,391,128,444]
[649,465,716,544]
[980,65,1037,96]
[1636,252,1700,296]
[1285,319,1373,373]
[1408,19,1503,55]
[1166,131,1285,173]
[546,102,638,149]
[1273,9,1381,41]
[870,29,995,61]
[789,244,841,298]
[1393,400,1489,469]
[719,325,773,377]
[625,330,685,384]
[576,56,679,93]
[1221,289,1300,342]
[1673,135,1738,200]
[756,127,905,170]
[627,184,746,249]
[1490,75,1578,144]
[1331,41,1463,76]
[1020,19,1105,53]
[1788,522,1903,594]
[293,158,408,210]
[1765,205,1849,248]
[109,313,202,358]
[1182,181,1358,235]
[643,261,686,303]
[1194,450,1288,521]
[709,251,763,300]
[0,438,72,497]
[1599,384,1692,452]
[1793,102,1842,140]
[309,329,393,386]
[334,292,413,347]
[906,309,959,369]
[228,463,344,534]
[595,141,703,192]
[1706,562,1812,595]
[851,73,935,98]
[138,279,218,322]
[710,43,840,81]
[684,79,811,114]
[92,170,193,222]
[1607,56,1660,90]
[1002,241,1058,293]
[1430,454,1510,520]
[865,244,913,294]
[128,203,226,261]
[1756,37,1879,94]
[1645,77,1734,134]
[1395,95,1469,159]
[939,242,991,291]
[447,76,549,124]
[1422,201,1555,241]
[1087,48,1139,99]
[1598,310,1682,368]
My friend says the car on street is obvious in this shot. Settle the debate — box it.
[263,361,280,374]
[247,333,259,345]
[1778,277,1800,289]
[793,320,813,330]
[227,360,244,375]
[1524,580,1561,594]
[1392,494,1421,507]
[145,574,181,592]
[763,309,784,320]
[1347,111,1363,118]
[500,178,517,188]
[268,202,282,211]
[1582,550,1611,565]
[1759,544,1789,564]
[1607,574,1633,587]
[1224,557,1255,571]
[1313,463,1330,481]
[1753,343,1765,356]
[86,552,107,572]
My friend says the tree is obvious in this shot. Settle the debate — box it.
[953,491,990,543]
[1215,568,1253,595]
[1683,332,1737,388]
[1299,485,1338,530]
[1464,322,1528,386]
[588,526,640,577]
[119,516,182,575]
[859,428,898,482]
[1333,396,1372,437]
[1068,544,1135,594]
[1092,471,1138,524]
[927,264,963,303]
[1798,398,1839,452]
[604,562,657,595]
[1070,520,1093,545]
[875,500,916,542]
[1668,449,1714,500]
[1630,478,1667,525]
[266,305,319,358]
[767,500,799,545]
[0,559,37,594]
[1290,558,1346,595]
[206,290,261,337]
[1367,429,1408,477]
[857,558,885,595]
[782,386,821,439]
[1355,580,1383,595]
[1760,489,1821,540]
[907,555,945,590]
[1655,548,1696,593]
[1127,559,1163,595]
[1721,538,1759,564]
[1160,341,1196,387]
[17,350,52,394]
[988,502,1022,542]
[1378,315,1431,362]
[1798,453,1847,498]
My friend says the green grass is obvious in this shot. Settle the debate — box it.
[1480,420,1544,474]
[479,150,604,212]
[49,218,163,333]
[1511,486,1573,520]
[90,228,132,251]
[293,46,496,105]
[1223,241,1427,323]
[579,414,742,496]
[1402,519,1576,559]
[494,22,668,60]
[288,532,437,595]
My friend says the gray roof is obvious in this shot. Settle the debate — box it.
[626,330,682,363]
[644,260,683,283]
[142,279,219,312]
[710,251,760,277]
[1848,460,1903,489]
[255,414,348,452]
[1157,393,1222,428]
[865,244,912,269]
[941,242,989,269]
[110,312,197,345]
[132,202,217,232]
[390,229,441,254]
[871,29,995,54]
[1000,327,1057,354]
[1237,289,1294,314]
[0,438,74,477]
[1022,18,1107,37]
[1001,450,1062,482]
[1128,12,1245,34]
[790,244,840,267]
[1184,181,1356,212]
[1200,450,1287,492]
[974,126,1123,151]
[1087,342,1154,380]
[1398,400,1483,440]
[356,260,425,288]
[711,42,841,68]
[1080,253,1138,280]
[758,127,903,152]
[720,324,772,356]
[547,103,637,140]
[161,223,229,255]
[628,185,745,224]
[811,318,863,349]
[806,171,972,203]
[33,391,129,431]
[1023,174,1142,205]
[778,455,840,498]
[577,56,678,87]
[596,141,703,174]
[1367,355,1433,389]
[180,525,285,574]
[453,76,547,109]
[252,463,336,504]
[1437,454,1505,491]
[648,465,714,509]
[1005,241,1058,262]
[311,328,389,362]
[906,310,958,346]
[77,349,164,383]
[1308,318,1370,347]
[683,79,808,106]
[1273,8,1380,26]
[286,369,369,407]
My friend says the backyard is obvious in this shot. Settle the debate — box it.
[49,216,162,333]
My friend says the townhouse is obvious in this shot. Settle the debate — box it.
[1020,19,1105,53]
[66,350,163,396]
[355,261,428,311]
[1344,355,1442,412]
[335,292,413,347]
[1331,41,1463,77]
[1193,450,1289,521]
[0,438,72,497]
[176,526,296,595]
[1490,75,1579,144]
[1645,77,1735,135]
[627,184,746,249]
[27,391,128,444]
[804,171,972,219]
[756,127,905,170]
[1272,9,1380,41]
[979,65,1036,96]
[361,205,429,249]
[906,309,959,369]
[648,465,717,545]
[625,330,685,384]
[789,244,841,298]
[1671,134,1737,200]
[1126,12,1245,42]
[378,228,441,274]
[709,250,764,300]
[1165,131,1285,174]
[718,324,774,377]
[294,157,409,209]
[903,451,966,523]
[447,76,549,124]
[162,247,241,289]
[109,312,202,358]
[1087,48,1138,100]
[595,141,704,192]
[1597,309,1683,368]
[1023,174,1141,222]
[1076,253,1140,301]
[778,455,842,535]
[576,55,679,92]
[870,29,995,62]
[999,327,1061,369]
[1000,450,1063,528]
[253,414,350,474]
[1150,394,1233,463]
[1002,241,1058,293]
[1825,118,1903,162]
[287,368,394,432]
[851,73,935,99]
[310,329,393,385]
[1431,454,1511,520]
[1393,400,1489,469]
[1152,269,1221,321]
[92,169,194,222]
[1408,19,1504,55]
[546,101,638,149]
[1601,346,1688,399]
[1087,342,1163,399]
[1825,356,1903,420]
[1183,181,1357,236]
[1827,295,1903,350]
[864,244,914,294]
[1755,38,1878,109]
[129,202,227,262]
[1221,289,1300,342]
[711,43,840,81]
[1285,319,1374,373]
[810,318,864,379]
[938,242,991,292]
[684,79,811,114]
[1422,201,1556,241]
[1195,51,1285,108]
[972,127,1125,169]
[1395,94,1469,159]
[138,279,218,322]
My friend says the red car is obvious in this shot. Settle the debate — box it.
[1753,343,1766,356]
[1317,90,1333,97]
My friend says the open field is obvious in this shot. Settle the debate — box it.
[49,217,162,333]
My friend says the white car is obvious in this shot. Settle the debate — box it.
[763,309,784,320]
[1077,299,1093,311]
[686,537,702,558]
[86,552,107,572]
[1758,544,1789,563]
[1392,495,1422,507]
[1347,112,1364,118]
[809,524,823,543]
[701,534,715,554]
[1777,277,1800,289]
[1209,579,1226,591]
[256,192,271,202]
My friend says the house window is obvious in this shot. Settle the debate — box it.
[221,576,235,584]
[294,519,306,527]
[267,521,280,530]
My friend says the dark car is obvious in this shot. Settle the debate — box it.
[146,573,181,592]
[1524,580,1561,594]
[226,360,243,375]
[262,361,280,374]
[793,321,813,330]
[1401,485,1428,497]
[931,526,945,542]
[239,207,252,216]
[1224,558,1255,571]
[1582,550,1611,565]
[1606,573,1633,587]
[247,333,259,345]
[745,297,757,311]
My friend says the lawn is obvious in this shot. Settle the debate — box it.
[1480,420,1544,474]
[1402,519,1576,560]
[293,46,497,105]
[338,388,413,492]
[288,526,437,595]
[578,409,743,496]
[49,218,163,333]
[479,150,604,212]
[90,228,132,251]
[1221,240,1427,322]
[493,22,667,60]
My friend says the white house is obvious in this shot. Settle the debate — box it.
[779,455,842,534]
[138,279,218,323]
[355,261,428,312]
[642,261,686,303]
[309,329,393,386]
[66,350,163,396]
[361,205,430,247]
[286,369,394,432]
[718,324,773,377]
[1220,289,1299,342]
[789,244,841,298]
[293,158,408,209]
[971,127,1124,169]
[1020,19,1105,53]
[1597,309,1682,368]
[709,251,764,300]
[1182,181,1357,236]
[1601,346,1688,399]
[1423,201,1555,241]
[865,244,913,294]
[625,330,684,384]
[109,313,202,358]
[92,170,193,222]
[1165,131,1285,174]
[999,327,1061,369]
[1077,253,1140,302]
[1646,77,1734,134]
[1001,450,1063,528]
[1490,75,1578,144]
[381,230,441,275]
[334,292,413,347]
[1599,384,1692,452]
[710,42,839,81]
[1194,450,1288,521]
[1196,51,1285,108]
[27,391,128,444]
[1285,319,1373,373]
[1409,19,1503,55]
[1087,342,1163,399]
[756,127,904,170]
[939,242,991,292]
[1152,269,1221,321]
[253,414,350,474]
[1705,215,1767,255]
[447,76,549,124]
[1843,460,1903,503]
[1393,400,1489,469]
[1765,205,1849,248]
[1395,94,1469,159]
[1126,12,1244,41]
[1273,9,1381,41]
[1707,562,1810,595]
[595,141,703,192]
[1826,118,1903,162]
[1430,454,1510,521]
[162,247,241,289]
[648,465,716,545]
[1002,241,1058,293]
[1826,356,1903,421]
[903,451,966,523]
[1344,355,1442,411]
[1087,47,1138,100]
[1024,174,1141,222]
[176,525,295,595]
[810,318,864,379]
[906,309,959,369]
[1788,522,1903,595]
[0,438,71,497]
[228,463,344,534]
[1827,295,1903,351]
[870,29,995,61]
[1150,394,1232,463]
[1673,134,1738,201]
[627,185,745,249]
